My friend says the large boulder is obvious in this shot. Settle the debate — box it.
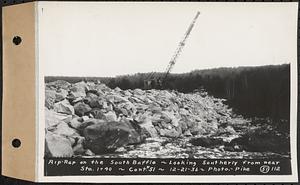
[55,88,68,102]
[69,91,86,99]
[45,132,74,157]
[83,121,144,154]
[53,122,79,138]
[214,125,236,137]
[72,118,107,133]
[90,108,106,119]
[46,80,71,90]
[53,99,74,115]
[133,89,144,95]
[104,111,117,122]
[122,90,132,96]
[117,101,136,116]
[127,120,147,144]
[74,102,92,116]
[188,120,219,135]
[161,111,180,127]
[45,90,56,109]
[68,116,89,130]
[139,119,158,138]
[114,87,122,92]
[69,81,87,98]
[84,92,101,108]
[72,136,86,155]
[105,94,129,104]
[45,109,72,129]
[45,89,69,109]
[94,83,111,93]
[159,128,181,138]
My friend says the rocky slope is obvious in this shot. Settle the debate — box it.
[45,80,289,158]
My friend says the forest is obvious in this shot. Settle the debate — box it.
[45,64,290,121]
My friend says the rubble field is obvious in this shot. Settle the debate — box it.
[45,80,290,158]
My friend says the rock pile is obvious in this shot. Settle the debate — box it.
[44,80,255,157]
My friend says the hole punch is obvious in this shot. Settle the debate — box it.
[12,36,22,45]
[12,138,21,148]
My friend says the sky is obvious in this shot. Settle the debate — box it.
[38,2,298,77]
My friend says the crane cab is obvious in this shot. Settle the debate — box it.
[143,78,162,89]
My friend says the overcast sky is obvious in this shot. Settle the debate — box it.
[38,2,298,77]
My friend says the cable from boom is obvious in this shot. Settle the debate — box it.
[144,11,200,89]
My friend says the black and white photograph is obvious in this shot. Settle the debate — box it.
[38,2,298,182]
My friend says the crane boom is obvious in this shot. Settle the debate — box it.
[144,11,200,89]
[162,11,200,82]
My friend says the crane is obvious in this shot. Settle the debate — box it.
[144,11,200,89]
